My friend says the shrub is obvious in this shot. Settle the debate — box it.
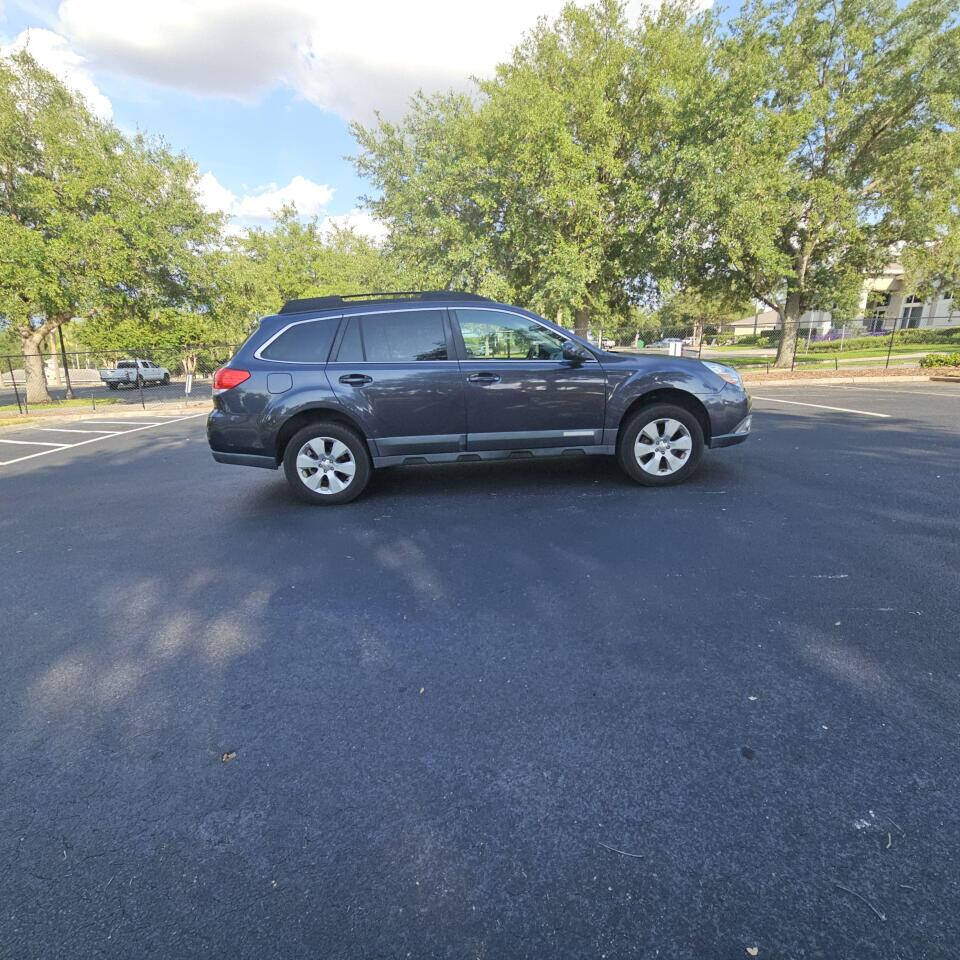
[897,326,960,344]
[920,352,960,368]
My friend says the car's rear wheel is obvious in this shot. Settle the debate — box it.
[107,383,118,390]
[282,422,371,505]
[617,403,704,486]
[162,373,170,385]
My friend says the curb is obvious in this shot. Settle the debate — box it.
[0,402,211,431]
[930,375,960,383]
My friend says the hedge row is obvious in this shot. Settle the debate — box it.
[807,326,960,352]
[920,352,960,368]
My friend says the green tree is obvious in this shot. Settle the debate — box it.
[233,206,398,313]
[0,51,219,401]
[684,0,960,367]
[656,283,752,343]
[353,1,716,335]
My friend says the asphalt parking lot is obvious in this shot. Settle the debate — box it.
[2,381,958,959]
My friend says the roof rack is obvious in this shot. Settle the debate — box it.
[278,290,491,315]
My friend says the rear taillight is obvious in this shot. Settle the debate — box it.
[213,368,251,392]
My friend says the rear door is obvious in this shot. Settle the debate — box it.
[451,307,607,451]
[328,308,466,457]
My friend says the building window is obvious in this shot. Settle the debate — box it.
[868,293,891,333]
[900,295,923,329]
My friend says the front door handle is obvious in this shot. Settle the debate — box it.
[467,373,500,384]
[338,373,373,386]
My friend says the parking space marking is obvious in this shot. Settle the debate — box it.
[752,396,891,418]
[0,438,70,446]
[37,427,121,435]
[75,420,162,427]
[0,413,207,467]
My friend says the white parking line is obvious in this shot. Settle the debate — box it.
[0,437,69,446]
[0,413,206,467]
[76,420,161,427]
[752,396,891,418]
[37,427,121,435]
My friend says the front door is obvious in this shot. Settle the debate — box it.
[451,308,607,451]
[328,308,466,457]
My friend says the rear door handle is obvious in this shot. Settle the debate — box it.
[467,373,500,384]
[338,373,373,386]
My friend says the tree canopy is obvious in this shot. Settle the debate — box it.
[355,0,960,365]
[3,0,958,393]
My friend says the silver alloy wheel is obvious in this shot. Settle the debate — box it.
[295,436,357,494]
[634,418,693,476]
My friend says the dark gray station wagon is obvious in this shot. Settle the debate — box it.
[208,291,751,504]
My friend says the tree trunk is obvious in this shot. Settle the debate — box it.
[20,333,52,404]
[574,306,589,339]
[773,293,802,369]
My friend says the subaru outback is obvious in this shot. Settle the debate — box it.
[207,291,751,504]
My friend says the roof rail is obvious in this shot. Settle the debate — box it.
[278,290,491,315]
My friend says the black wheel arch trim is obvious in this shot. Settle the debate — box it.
[616,387,712,446]
[273,403,375,464]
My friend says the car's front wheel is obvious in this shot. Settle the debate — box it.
[282,423,371,505]
[617,403,704,486]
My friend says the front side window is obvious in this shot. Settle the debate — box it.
[454,309,567,361]
[260,318,339,362]
[360,310,447,362]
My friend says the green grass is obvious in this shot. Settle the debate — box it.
[726,352,925,370]
[0,395,122,414]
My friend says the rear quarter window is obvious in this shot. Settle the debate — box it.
[260,318,339,363]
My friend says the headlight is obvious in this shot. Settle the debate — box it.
[702,360,742,387]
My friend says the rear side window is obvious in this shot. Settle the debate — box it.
[260,318,338,362]
[360,310,448,362]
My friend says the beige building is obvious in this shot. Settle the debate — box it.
[730,262,957,336]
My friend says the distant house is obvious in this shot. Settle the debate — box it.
[728,262,957,337]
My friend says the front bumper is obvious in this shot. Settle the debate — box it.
[709,413,752,448]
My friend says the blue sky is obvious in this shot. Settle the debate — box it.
[1,0,723,236]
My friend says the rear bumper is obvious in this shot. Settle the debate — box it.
[210,450,277,469]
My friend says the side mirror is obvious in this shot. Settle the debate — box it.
[562,340,589,364]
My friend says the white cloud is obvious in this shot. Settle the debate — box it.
[198,172,387,241]
[53,0,699,122]
[320,209,388,244]
[197,170,334,220]
[1,27,112,119]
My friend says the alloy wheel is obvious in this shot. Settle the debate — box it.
[295,437,357,494]
[634,418,693,476]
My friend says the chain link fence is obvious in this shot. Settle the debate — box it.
[1,344,238,415]
[622,314,960,373]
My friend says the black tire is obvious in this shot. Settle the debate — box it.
[107,383,118,391]
[282,422,371,505]
[162,373,170,385]
[617,403,705,486]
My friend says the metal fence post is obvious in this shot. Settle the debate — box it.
[885,316,898,369]
[138,364,146,410]
[7,357,23,415]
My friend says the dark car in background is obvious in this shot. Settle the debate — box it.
[207,291,751,504]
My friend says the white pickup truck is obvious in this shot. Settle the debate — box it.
[99,359,171,389]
